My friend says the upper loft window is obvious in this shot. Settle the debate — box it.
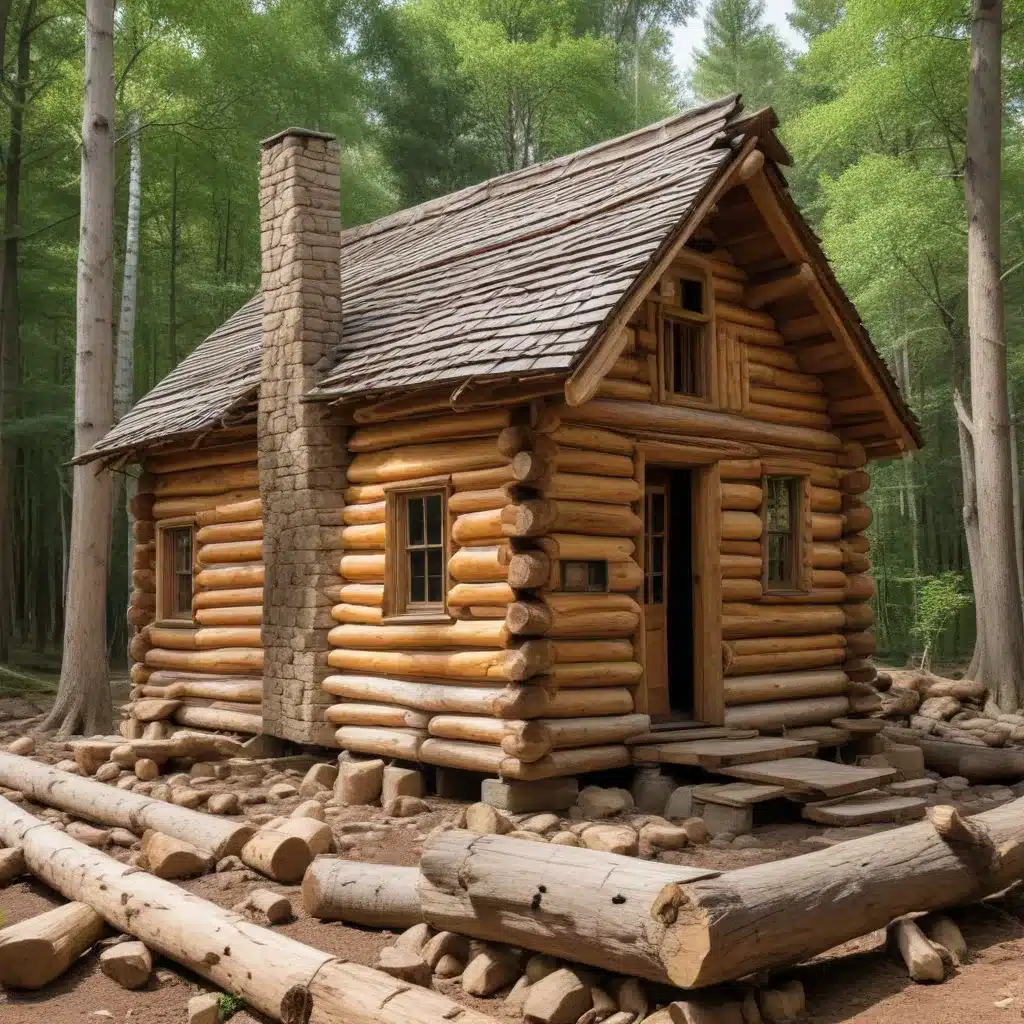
[386,487,449,620]
[763,476,800,590]
[157,522,194,622]
[659,269,711,401]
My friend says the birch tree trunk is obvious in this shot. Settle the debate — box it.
[114,111,141,584]
[965,0,1024,708]
[45,0,116,737]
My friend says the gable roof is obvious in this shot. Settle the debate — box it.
[83,95,919,465]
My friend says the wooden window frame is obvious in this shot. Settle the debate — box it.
[760,469,813,594]
[384,481,453,624]
[656,257,718,409]
[154,516,196,626]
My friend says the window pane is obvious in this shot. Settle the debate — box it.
[174,530,192,573]
[667,318,702,396]
[426,547,443,604]
[175,573,191,617]
[650,492,665,534]
[425,494,443,546]
[652,574,664,603]
[681,278,703,313]
[651,541,663,574]
[409,549,426,602]
[408,497,425,547]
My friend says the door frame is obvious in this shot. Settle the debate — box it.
[634,443,723,724]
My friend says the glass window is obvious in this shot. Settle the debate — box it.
[764,477,799,589]
[645,487,667,605]
[163,526,194,620]
[404,492,445,609]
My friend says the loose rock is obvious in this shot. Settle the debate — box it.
[376,947,431,987]
[135,758,159,781]
[187,993,221,1024]
[7,736,34,755]
[382,765,424,804]
[384,795,430,817]
[462,948,521,996]
[466,802,513,835]
[336,758,385,806]
[99,940,152,990]
[523,967,593,1024]
[581,824,638,856]
[207,793,241,816]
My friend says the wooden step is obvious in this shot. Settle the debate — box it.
[627,727,756,747]
[718,757,897,797]
[802,790,928,826]
[787,726,851,746]
[630,736,818,769]
[691,782,788,807]
[832,717,886,734]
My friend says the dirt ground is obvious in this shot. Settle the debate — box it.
[3,692,1024,1024]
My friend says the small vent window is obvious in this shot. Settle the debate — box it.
[660,271,709,400]
[561,560,608,593]
[405,492,445,606]
[764,477,799,589]
[157,523,195,622]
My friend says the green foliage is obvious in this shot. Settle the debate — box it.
[909,573,973,666]
[218,993,247,1019]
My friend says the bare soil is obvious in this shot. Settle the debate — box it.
[2,699,1024,1024]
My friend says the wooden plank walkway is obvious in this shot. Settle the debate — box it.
[631,736,818,769]
[802,791,927,825]
[718,757,897,797]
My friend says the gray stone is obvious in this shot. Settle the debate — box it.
[732,834,761,850]
[700,802,753,837]
[631,768,676,815]
[336,758,385,806]
[381,765,424,804]
[482,776,579,813]
[466,802,513,834]
[580,824,638,856]
[187,993,221,1024]
[207,793,241,816]
[664,786,695,821]
[524,967,593,1024]
[577,786,632,819]
[462,949,521,996]
[519,813,561,834]
[376,947,431,986]
[384,795,430,817]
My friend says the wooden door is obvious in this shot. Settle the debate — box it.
[643,476,670,719]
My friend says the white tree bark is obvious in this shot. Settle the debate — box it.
[966,0,1024,709]
[114,111,139,425]
[46,0,116,736]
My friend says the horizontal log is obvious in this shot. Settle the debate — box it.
[537,535,635,561]
[337,583,384,607]
[812,513,844,541]
[151,490,261,521]
[845,573,876,602]
[342,501,386,525]
[427,716,549,762]
[547,423,635,455]
[340,523,385,550]
[747,361,824,394]
[195,519,263,545]
[140,679,262,703]
[720,539,761,557]
[348,439,505,484]
[843,504,873,534]
[173,706,262,734]
[145,647,264,674]
[725,634,846,656]
[812,544,843,569]
[607,560,644,591]
[327,643,551,682]
[724,647,847,676]
[452,465,516,491]
[418,738,629,779]
[153,465,259,497]
[721,510,762,541]
[195,564,264,590]
[330,603,383,625]
[842,470,871,495]
[340,553,385,583]
[720,482,762,510]
[303,859,423,928]
[551,661,643,687]
[544,473,642,504]
[748,385,828,414]
[503,500,643,538]
[0,754,252,858]
[449,582,514,607]
[197,539,264,565]
[883,726,1024,781]
[545,687,634,717]
[724,669,850,706]
[195,497,262,527]
[348,409,510,453]
[843,603,875,630]
[846,630,877,656]
[0,900,105,989]
[329,620,507,650]
[718,458,762,481]
[722,604,847,639]
[322,675,551,719]
[721,578,763,602]
[448,488,510,514]
[721,553,761,579]
[558,400,841,452]
[448,545,507,583]
[724,695,850,731]
[551,639,634,662]
[324,702,431,729]
[193,586,264,609]
[147,442,257,476]
[453,509,505,545]
[335,726,426,761]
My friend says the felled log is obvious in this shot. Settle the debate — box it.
[0,752,251,860]
[173,706,263,734]
[140,678,262,703]
[884,726,1024,781]
[303,861,422,927]
[325,702,431,729]
[0,900,106,989]
[418,801,1024,988]
[0,797,499,1024]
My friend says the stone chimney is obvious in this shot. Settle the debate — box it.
[257,128,346,745]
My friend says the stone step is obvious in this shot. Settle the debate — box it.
[802,790,928,826]
[718,757,898,797]
[691,782,789,807]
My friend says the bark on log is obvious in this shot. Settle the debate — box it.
[883,726,1024,781]
[0,797,499,1024]
[419,800,1024,988]
[0,900,105,989]
[0,752,252,859]
[303,860,422,927]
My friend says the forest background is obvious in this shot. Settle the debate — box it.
[0,0,1018,678]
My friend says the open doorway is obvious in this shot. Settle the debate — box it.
[643,467,695,720]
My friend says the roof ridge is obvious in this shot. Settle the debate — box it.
[340,94,742,249]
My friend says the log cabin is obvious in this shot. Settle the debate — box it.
[81,95,920,781]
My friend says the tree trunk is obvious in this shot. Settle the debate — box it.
[303,860,422,927]
[0,0,31,663]
[0,796,501,1024]
[419,802,1024,988]
[966,0,1024,708]
[45,0,117,737]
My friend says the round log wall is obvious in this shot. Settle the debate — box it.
[124,435,264,740]
[324,408,648,778]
